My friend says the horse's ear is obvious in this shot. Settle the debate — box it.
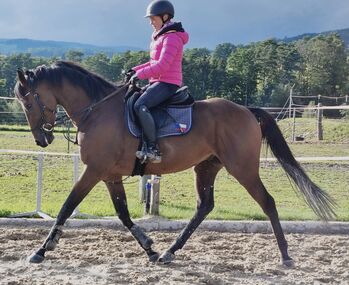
[17,69,27,87]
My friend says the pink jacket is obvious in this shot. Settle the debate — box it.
[133,22,189,86]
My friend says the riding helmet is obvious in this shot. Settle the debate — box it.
[145,0,175,19]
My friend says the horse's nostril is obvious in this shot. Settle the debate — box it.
[35,140,41,146]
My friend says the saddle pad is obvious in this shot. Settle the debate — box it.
[126,106,193,138]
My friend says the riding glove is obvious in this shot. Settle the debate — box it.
[129,74,139,85]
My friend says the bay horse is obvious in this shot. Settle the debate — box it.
[14,61,335,266]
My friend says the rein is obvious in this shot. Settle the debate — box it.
[69,83,130,124]
[59,83,131,144]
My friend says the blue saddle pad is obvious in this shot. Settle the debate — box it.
[126,105,193,138]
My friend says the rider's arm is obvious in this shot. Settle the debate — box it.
[133,62,151,71]
[136,33,181,79]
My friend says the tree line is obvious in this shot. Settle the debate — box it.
[1,33,348,114]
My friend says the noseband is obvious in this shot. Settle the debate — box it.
[24,90,56,133]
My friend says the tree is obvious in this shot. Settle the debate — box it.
[0,53,33,97]
[83,53,113,81]
[183,48,211,99]
[207,43,236,98]
[110,51,149,82]
[212,43,236,61]
[226,45,258,105]
[65,50,84,62]
[296,34,348,97]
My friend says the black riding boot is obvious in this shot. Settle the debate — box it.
[135,105,161,163]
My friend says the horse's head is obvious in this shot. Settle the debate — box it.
[14,69,57,148]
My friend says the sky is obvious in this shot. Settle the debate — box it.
[0,0,349,49]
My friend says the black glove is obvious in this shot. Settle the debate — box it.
[129,73,139,85]
[124,69,136,83]
[126,69,136,77]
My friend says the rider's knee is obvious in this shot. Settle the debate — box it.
[134,103,149,115]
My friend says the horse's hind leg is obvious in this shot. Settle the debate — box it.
[233,170,294,267]
[105,179,159,262]
[158,157,223,264]
[29,167,100,263]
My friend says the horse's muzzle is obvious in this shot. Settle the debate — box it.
[34,130,54,148]
[35,139,48,148]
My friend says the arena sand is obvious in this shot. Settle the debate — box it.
[0,227,348,284]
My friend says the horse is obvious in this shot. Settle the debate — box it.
[14,61,336,266]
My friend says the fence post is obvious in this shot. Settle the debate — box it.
[139,175,151,202]
[288,86,294,118]
[150,175,161,216]
[36,153,43,212]
[71,154,80,217]
[317,103,323,141]
[9,152,52,219]
[291,107,296,142]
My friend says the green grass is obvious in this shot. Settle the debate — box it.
[278,117,349,143]
[0,154,348,221]
[0,119,348,221]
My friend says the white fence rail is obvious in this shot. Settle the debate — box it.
[1,149,349,220]
[0,149,81,219]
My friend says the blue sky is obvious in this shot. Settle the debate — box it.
[0,0,349,49]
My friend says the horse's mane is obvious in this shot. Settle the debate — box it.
[30,61,119,101]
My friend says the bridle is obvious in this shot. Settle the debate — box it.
[24,90,56,134]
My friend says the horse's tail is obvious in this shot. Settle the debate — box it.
[248,107,337,221]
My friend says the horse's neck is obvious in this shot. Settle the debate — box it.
[55,86,90,126]
[56,85,123,127]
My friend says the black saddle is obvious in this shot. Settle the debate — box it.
[125,85,194,123]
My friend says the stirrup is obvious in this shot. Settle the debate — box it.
[135,148,162,164]
[135,150,148,164]
[147,147,162,163]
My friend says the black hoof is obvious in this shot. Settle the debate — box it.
[148,252,159,263]
[158,250,175,264]
[29,253,45,263]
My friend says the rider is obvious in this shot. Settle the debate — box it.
[129,0,189,163]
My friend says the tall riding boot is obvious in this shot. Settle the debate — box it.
[136,105,162,163]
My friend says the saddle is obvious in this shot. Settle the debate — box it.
[125,86,195,138]
[124,85,195,176]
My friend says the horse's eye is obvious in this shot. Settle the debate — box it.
[25,103,32,110]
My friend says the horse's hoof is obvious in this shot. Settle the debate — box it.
[29,253,45,264]
[148,252,159,263]
[281,258,295,268]
[158,250,175,264]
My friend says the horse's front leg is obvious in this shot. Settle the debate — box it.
[29,167,100,263]
[105,180,159,262]
[159,159,222,264]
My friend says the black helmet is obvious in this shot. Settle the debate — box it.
[145,0,175,19]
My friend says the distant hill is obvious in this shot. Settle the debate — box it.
[1,27,348,58]
[0,38,142,57]
[280,27,349,47]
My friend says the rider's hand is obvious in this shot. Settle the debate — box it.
[126,69,136,77]
[129,74,139,85]
[124,69,136,83]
